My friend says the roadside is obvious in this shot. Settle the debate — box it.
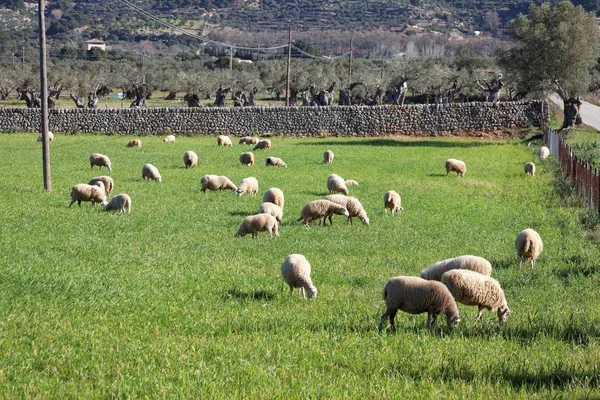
[548,94,600,132]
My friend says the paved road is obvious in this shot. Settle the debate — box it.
[548,94,600,132]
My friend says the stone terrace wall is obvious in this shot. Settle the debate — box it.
[0,101,548,136]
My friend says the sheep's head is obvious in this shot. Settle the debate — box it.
[101,200,109,207]
[447,313,461,328]
[306,285,317,300]
[498,305,511,324]
[361,217,370,225]
[337,207,349,217]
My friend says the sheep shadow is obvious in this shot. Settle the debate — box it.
[428,173,448,178]
[302,190,329,197]
[229,211,253,217]
[222,289,275,302]
[295,139,498,148]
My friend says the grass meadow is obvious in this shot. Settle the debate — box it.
[0,133,599,398]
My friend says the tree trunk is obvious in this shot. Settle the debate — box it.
[165,91,177,100]
[562,97,582,129]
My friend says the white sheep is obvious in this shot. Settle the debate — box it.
[441,269,511,324]
[217,135,233,147]
[142,163,162,182]
[253,139,272,150]
[538,146,550,159]
[324,194,369,225]
[323,150,334,164]
[90,153,112,172]
[297,199,349,227]
[163,134,175,143]
[239,136,259,145]
[258,202,283,224]
[88,176,114,194]
[344,179,359,186]
[201,174,237,192]
[36,131,53,143]
[183,151,198,168]
[327,174,349,195]
[378,276,461,332]
[69,182,107,207]
[236,177,259,196]
[235,213,279,238]
[281,254,317,299]
[126,139,142,148]
[524,162,536,176]
[239,152,255,166]
[383,190,403,215]
[104,193,132,214]
[265,157,288,168]
[420,255,492,281]
[262,188,285,210]
[515,228,543,268]
[445,158,466,177]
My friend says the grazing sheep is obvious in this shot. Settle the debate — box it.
[441,269,511,324]
[297,199,349,227]
[420,255,492,281]
[327,174,349,195]
[344,179,359,186]
[90,153,112,172]
[266,157,288,168]
[262,188,285,210]
[69,183,107,207]
[201,174,237,192]
[378,276,461,332]
[281,254,317,299]
[217,135,233,147]
[323,150,334,164]
[126,139,142,148]
[183,151,198,168]
[239,136,259,145]
[445,158,466,177]
[253,139,272,150]
[236,177,259,196]
[383,190,403,215]
[142,163,162,182]
[104,193,132,214]
[88,176,114,194]
[538,146,550,159]
[324,194,369,225]
[239,152,255,166]
[524,162,536,176]
[259,202,283,224]
[515,228,543,268]
[36,131,53,142]
[235,213,279,238]
[163,134,175,143]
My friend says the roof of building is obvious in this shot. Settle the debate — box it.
[84,39,106,44]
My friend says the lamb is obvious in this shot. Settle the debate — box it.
[324,194,369,225]
[163,134,175,143]
[524,162,536,176]
[183,151,198,168]
[441,269,511,324]
[253,139,272,150]
[262,188,285,210]
[383,190,403,215]
[68,182,107,207]
[217,135,233,147]
[126,139,142,148]
[344,179,359,186]
[265,157,288,168]
[236,177,259,196]
[420,255,492,281]
[378,276,461,332]
[104,193,132,214]
[142,163,162,182]
[259,202,283,224]
[538,146,550,159]
[88,175,114,194]
[445,158,466,177]
[239,152,255,166]
[90,153,112,172]
[323,150,334,164]
[201,174,237,192]
[297,199,349,227]
[239,136,259,145]
[235,213,279,238]
[515,228,543,268]
[36,131,53,142]
[281,254,317,299]
[327,174,349,195]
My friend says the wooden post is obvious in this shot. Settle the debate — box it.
[285,27,292,107]
[230,46,233,71]
[38,0,51,192]
[348,32,353,87]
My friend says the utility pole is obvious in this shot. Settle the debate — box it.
[229,46,233,71]
[285,27,292,107]
[22,46,25,67]
[348,32,353,87]
[38,0,51,191]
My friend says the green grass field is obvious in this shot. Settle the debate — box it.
[0,133,599,398]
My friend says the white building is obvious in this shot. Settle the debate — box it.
[84,39,106,51]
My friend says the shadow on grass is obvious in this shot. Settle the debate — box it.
[490,256,517,270]
[303,190,329,197]
[428,173,448,178]
[229,211,252,217]
[222,289,275,302]
[295,139,498,148]
[555,255,600,278]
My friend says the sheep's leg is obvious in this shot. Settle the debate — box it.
[427,313,437,331]
[378,308,393,332]
[328,214,333,225]
[301,287,306,299]
[68,200,75,208]
[77,200,81,207]
[531,259,535,269]
[475,306,484,322]
[348,217,352,225]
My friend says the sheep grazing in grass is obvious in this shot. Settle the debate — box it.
[297,199,349,227]
[259,202,283,224]
[420,255,492,281]
[126,139,142,148]
[538,146,550,159]
[524,162,536,176]
[266,157,288,168]
[201,175,237,192]
[441,269,511,324]
[104,193,132,214]
[323,150,334,164]
[69,182,107,207]
[378,276,461,332]
[235,213,279,238]
[515,228,543,268]
[217,135,233,147]
[163,134,175,143]
[90,153,112,172]
[36,131,53,142]
[88,176,114,194]
[281,254,317,299]
[183,151,198,168]
[324,194,369,225]
[327,174,349,195]
[239,136,259,145]
[239,152,255,166]
[383,190,403,215]
[445,158,466,177]
[345,179,359,186]
[236,177,259,196]
[263,188,285,210]
[142,163,162,182]
[253,139,271,150]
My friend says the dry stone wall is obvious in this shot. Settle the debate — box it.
[0,101,547,136]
